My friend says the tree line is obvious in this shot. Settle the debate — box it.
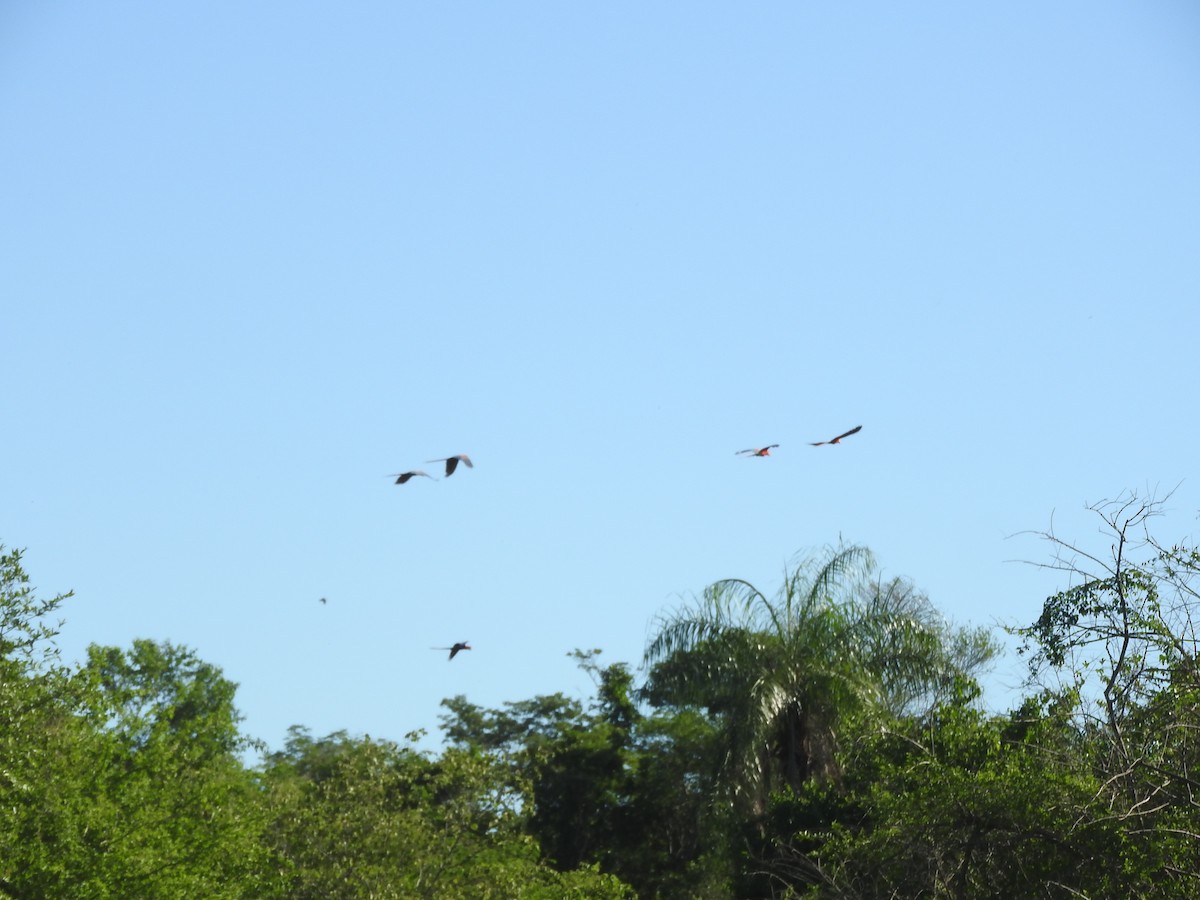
[1,491,1197,897]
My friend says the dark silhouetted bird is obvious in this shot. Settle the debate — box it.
[433,641,471,660]
[736,444,779,457]
[810,425,862,446]
[426,454,473,477]
[391,470,434,484]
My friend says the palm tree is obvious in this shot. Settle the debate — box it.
[642,545,995,814]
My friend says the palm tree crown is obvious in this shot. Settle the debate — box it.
[642,545,996,813]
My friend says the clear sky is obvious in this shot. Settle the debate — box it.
[3,2,1197,755]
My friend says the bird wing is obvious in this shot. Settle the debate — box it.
[811,426,862,445]
[426,455,472,476]
[833,425,863,442]
[392,470,432,483]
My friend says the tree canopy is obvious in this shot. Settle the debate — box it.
[643,545,999,812]
[3,503,1199,898]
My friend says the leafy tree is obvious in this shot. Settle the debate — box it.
[0,545,627,898]
[67,640,271,897]
[0,545,71,667]
[0,546,93,897]
[81,639,247,757]
[1012,491,1200,896]
[643,545,998,815]
[612,704,732,898]
[744,677,1200,900]
[0,544,76,834]
[260,726,632,899]
[441,652,733,898]
[0,546,270,898]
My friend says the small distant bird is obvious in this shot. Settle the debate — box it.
[319,597,327,605]
[433,641,471,660]
[391,470,434,484]
[810,425,862,446]
[426,454,473,477]
[737,444,779,457]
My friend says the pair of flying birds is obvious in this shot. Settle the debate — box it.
[737,425,862,457]
[391,453,473,484]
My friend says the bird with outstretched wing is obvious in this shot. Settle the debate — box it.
[736,444,779,457]
[426,454,474,477]
[390,470,434,484]
[432,641,471,660]
[810,425,862,446]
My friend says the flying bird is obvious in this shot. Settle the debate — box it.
[433,641,471,660]
[736,445,779,457]
[426,454,473,477]
[810,425,862,446]
[319,597,327,605]
[390,470,434,484]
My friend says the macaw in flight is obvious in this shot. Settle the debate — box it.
[810,425,862,446]
[736,444,779,457]
[426,454,474,477]
[433,641,471,660]
[391,470,434,484]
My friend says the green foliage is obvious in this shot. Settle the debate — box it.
[0,548,272,897]
[0,645,270,897]
[1022,567,1159,669]
[0,544,70,767]
[755,691,1199,900]
[643,545,999,814]
[614,706,733,898]
[0,544,76,865]
[4,519,1197,899]
[1009,493,1200,895]
[73,641,269,896]
[82,639,247,756]
[260,727,631,899]
[442,653,734,898]
[0,545,71,662]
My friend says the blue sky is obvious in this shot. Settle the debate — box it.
[3,2,1197,755]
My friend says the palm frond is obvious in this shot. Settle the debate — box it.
[645,579,765,663]
[800,544,876,606]
[642,543,988,808]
